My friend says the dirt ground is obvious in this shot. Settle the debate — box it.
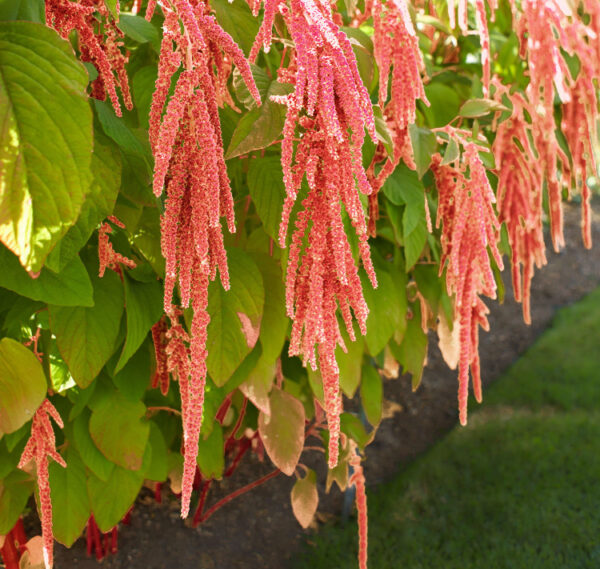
[50,201,600,569]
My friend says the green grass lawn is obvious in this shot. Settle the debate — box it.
[294,288,600,569]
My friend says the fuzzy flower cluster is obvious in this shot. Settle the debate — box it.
[46,0,132,116]
[349,443,368,569]
[365,0,428,230]
[18,400,66,569]
[447,0,497,96]
[98,216,137,277]
[509,0,599,252]
[147,0,259,518]
[432,137,503,425]
[250,0,378,468]
[493,89,545,325]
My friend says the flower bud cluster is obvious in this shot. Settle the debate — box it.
[46,0,132,116]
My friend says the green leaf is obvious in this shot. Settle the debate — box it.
[390,301,428,389]
[361,265,402,356]
[408,124,437,179]
[50,269,124,389]
[89,389,150,471]
[291,468,318,529]
[0,470,32,534]
[197,422,224,480]
[382,163,424,207]
[422,82,462,127]
[46,132,122,272]
[94,99,148,158]
[340,413,372,449]
[247,157,286,242]
[0,22,93,272]
[211,0,259,56]
[118,14,160,50]
[337,327,365,398]
[258,387,305,476]
[360,364,383,426]
[49,449,90,547]
[206,248,264,386]
[111,342,151,401]
[104,0,118,18]
[71,409,115,481]
[250,254,287,361]
[442,137,460,165]
[240,353,276,414]
[0,337,47,434]
[225,81,293,159]
[0,0,44,22]
[145,422,168,482]
[132,66,158,129]
[0,245,93,307]
[404,218,428,271]
[459,98,508,118]
[88,465,144,532]
[115,273,162,373]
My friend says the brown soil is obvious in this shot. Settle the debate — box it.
[51,201,600,569]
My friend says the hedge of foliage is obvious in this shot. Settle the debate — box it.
[0,0,598,568]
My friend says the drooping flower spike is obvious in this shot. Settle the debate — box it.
[18,400,66,569]
[447,0,497,96]
[432,129,503,425]
[493,87,546,324]
[250,0,378,467]
[147,0,260,518]
[45,0,132,116]
[365,0,428,229]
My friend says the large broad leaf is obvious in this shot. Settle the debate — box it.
[0,337,47,434]
[291,469,318,529]
[258,388,305,476]
[0,470,32,534]
[114,273,162,373]
[46,133,122,272]
[88,465,144,532]
[145,423,168,482]
[0,246,93,308]
[0,22,93,272]
[247,157,286,242]
[225,80,293,159]
[49,269,124,388]
[49,449,90,547]
[89,389,150,471]
[206,248,264,386]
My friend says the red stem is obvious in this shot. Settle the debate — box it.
[215,393,233,424]
[224,438,251,478]
[13,519,27,552]
[196,469,280,525]
[192,480,213,527]
[86,519,93,557]
[0,530,20,569]
[225,397,248,451]
[111,527,118,555]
